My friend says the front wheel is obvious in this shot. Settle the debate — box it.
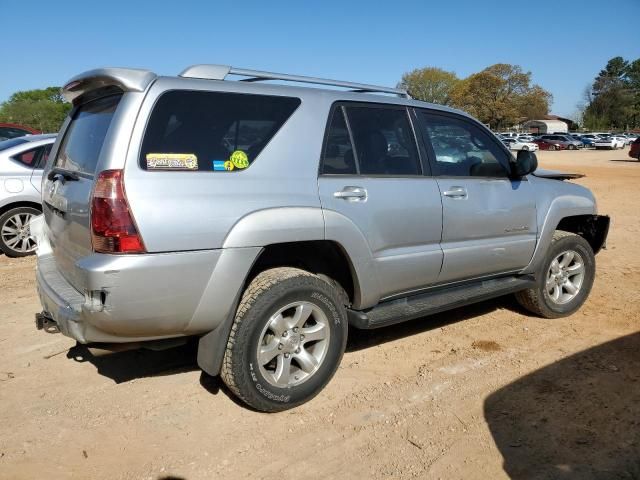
[221,267,348,412]
[0,206,40,257]
[515,231,595,318]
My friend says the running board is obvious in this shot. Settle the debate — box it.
[348,275,535,329]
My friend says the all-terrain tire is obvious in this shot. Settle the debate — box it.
[515,231,596,318]
[221,267,348,412]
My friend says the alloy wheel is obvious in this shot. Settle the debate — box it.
[545,250,585,305]
[1,212,37,254]
[257,301,331,387]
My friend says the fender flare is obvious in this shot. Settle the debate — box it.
[523,195,597,274]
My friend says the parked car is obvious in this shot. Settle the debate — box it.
[594,136,625,149]
[0,134,55,256]
[517,134,535,142]
[629,137,640,160]
[538,134,582,150]
[0,123,41,141]
[33,65,609,412]
[533,139,567,151]
[502,137,539,151]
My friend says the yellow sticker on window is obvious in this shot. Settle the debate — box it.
[230,150,249,169]
[146,153,198,170]
[224,160,234,171]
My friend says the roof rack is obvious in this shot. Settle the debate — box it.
[179,64,409,98]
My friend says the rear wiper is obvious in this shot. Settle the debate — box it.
[47,167,79,182]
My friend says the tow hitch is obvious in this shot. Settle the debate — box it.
[35,312,60,334]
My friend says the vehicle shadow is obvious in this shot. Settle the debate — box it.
[484,332,640,479]
[64,295,530,385]
[66,340,200,383]
[610,159,639,163]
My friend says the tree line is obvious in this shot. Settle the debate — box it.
[579,56,640,131]
[1,58,637,134]
[398,63,552,130]
[0,87,70,133]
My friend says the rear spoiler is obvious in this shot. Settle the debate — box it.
[62,68,157,104]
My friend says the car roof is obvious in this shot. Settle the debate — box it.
[63,65,477,122]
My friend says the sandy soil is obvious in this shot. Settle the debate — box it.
[0,148,638,480]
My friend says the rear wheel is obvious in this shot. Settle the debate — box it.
[0,206,40,257]
[515,231,595,318]
[548,145,557,151]
[221,267,348,412]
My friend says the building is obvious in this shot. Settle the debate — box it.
[522,119,568,134]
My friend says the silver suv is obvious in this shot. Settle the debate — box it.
[34,65,609,412]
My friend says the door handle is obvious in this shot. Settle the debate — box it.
[442,186,467,199]
[334,186,367,201]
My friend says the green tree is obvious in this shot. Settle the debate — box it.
[0,87,70,132]
[449,63,551,129]
[583,56,639,130]
[397,67,460,105]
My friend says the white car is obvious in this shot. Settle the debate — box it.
[594,136,625,149]
[502,137,539,151]
[0,134,56,256]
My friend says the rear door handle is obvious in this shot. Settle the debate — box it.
[334,186,367,201]
[442,186,468,199]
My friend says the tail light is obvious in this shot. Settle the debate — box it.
[91,170,145,253]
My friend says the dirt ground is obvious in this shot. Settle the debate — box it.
[1,148,638,480]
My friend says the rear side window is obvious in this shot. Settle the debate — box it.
[12,147,39,167]
[140,91,300,171]
[11,144,51,169]
[321,108,357,175]
[55,94,121,175]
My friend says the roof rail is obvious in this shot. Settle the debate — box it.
[179,64,409,98]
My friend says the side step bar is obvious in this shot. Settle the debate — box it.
[348,275,536,329]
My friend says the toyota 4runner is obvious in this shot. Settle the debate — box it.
[33,65,610,412]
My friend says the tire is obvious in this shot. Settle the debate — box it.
[0,206,40,257]
[522,146,529,151]
[568,144,576,150]
[548,145,557,151]
[515,231,595,319]
[221,267,348,412]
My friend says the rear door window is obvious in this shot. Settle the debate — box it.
[55,94,121,175]
[140,91,300,171]
[344,105,421,176]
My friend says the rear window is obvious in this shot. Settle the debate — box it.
[139,91,300,171]
[55,94,121,175]
[0,137,29,151]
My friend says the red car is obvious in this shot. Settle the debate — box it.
[0,123,41,141]
[629,137,640,161]
[533,139,567,151]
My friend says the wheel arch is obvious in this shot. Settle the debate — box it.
[0,200,42,218]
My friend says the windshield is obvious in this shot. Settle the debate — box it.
[0,137,29,152]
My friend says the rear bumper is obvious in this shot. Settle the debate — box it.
[36,249,225,343]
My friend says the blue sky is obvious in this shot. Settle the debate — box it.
[2,0,639,117]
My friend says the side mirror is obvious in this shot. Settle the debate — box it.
[512,150,538,177]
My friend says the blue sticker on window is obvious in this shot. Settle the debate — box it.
[212,160,226,171]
